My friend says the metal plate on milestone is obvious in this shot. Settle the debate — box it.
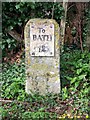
[30,23,54,56]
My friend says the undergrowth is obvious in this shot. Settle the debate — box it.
[1,50,90,119]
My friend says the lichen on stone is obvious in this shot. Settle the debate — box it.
[25,19,61,95]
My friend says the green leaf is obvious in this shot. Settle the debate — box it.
[15,4,20,9]
[71,77,77,84]
[8,44,11,48]
[78,75,86,80]
[76,68,82,75]
[31,4,35,9]
[38,107,45,112]
[9,26,13,30]
[75,81,80,88]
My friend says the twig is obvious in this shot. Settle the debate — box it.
[8,29,24,42]
[0,98,29,105]
[67,4,75,11]
[52,0,56,19]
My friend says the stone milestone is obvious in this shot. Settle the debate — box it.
[24,19,60,95]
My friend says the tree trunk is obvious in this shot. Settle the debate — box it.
[60,0,68,52]
[86,3,90,51]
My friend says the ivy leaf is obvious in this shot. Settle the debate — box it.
[9,26,14,30]
[76,68,82,75]
[78,74,86,80]
[71,77,77,84]
[15,4,20,9]
[38,107,45,112]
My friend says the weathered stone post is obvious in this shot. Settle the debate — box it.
[24,19,60,95]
